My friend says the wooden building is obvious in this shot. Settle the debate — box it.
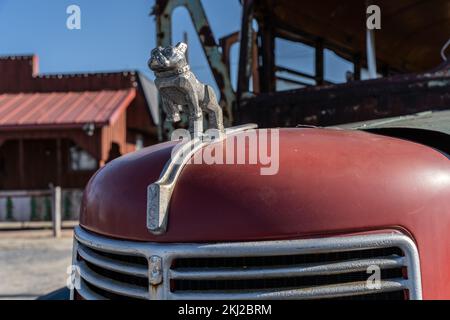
[0,55,159,191]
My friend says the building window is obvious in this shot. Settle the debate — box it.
[324,49,355,84]
[275,38,316,91]
[69,146,97,171]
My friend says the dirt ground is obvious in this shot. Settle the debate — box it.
[0,229,74,300]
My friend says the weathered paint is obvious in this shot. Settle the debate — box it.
[80,128,450,298]
[238,62,450,127]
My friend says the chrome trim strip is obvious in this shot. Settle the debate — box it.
[73,226,422,300]
[77,244,148,278]
[224,123,258,135]
[170,280,408,300]
[69,237,78,300]
[76,279,107,300]
[147,135,205,234]
[169,256,405,280]
[78,261,150,300]
[147,123,258,235]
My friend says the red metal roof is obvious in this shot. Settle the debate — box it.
[0,89,136,130]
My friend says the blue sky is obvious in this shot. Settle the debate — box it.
[0,0,354,93]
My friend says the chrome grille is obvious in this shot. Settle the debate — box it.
[72,226,422,300]
[75,244,149,300]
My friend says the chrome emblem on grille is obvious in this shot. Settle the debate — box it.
[149,255,163,285]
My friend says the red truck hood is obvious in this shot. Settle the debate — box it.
[80,128,450,242]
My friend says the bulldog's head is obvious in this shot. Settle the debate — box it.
[148,42,188,72]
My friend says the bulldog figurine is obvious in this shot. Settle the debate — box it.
[148,42,224,137]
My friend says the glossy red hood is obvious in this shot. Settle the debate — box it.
[80,128,450,243]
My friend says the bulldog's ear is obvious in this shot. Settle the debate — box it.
[175,42,187,54]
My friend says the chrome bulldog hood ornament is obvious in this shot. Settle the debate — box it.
[148,42,224,138]
[147,43,257,235]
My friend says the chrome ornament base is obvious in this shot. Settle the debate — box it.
[147,123,258,234]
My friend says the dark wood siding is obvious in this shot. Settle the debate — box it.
[0,139,96,190]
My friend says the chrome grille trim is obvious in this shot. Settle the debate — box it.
[77,244,148,277]
[72,226,422,300]
[170,279,408,300]
[169,256,405,280]
[76,279,106,300]
[78,261,150,300]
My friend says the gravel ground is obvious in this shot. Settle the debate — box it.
[0,229,74,300]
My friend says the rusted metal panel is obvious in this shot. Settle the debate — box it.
[315,39,324,85]
[238,62,450,127]
[219,32,239,74]
[151,0,450,130]
[220,31,260,95]
[237,0,255,100]
[152,0,235,125]
[252,0,450,73]
[257,2,276,94]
